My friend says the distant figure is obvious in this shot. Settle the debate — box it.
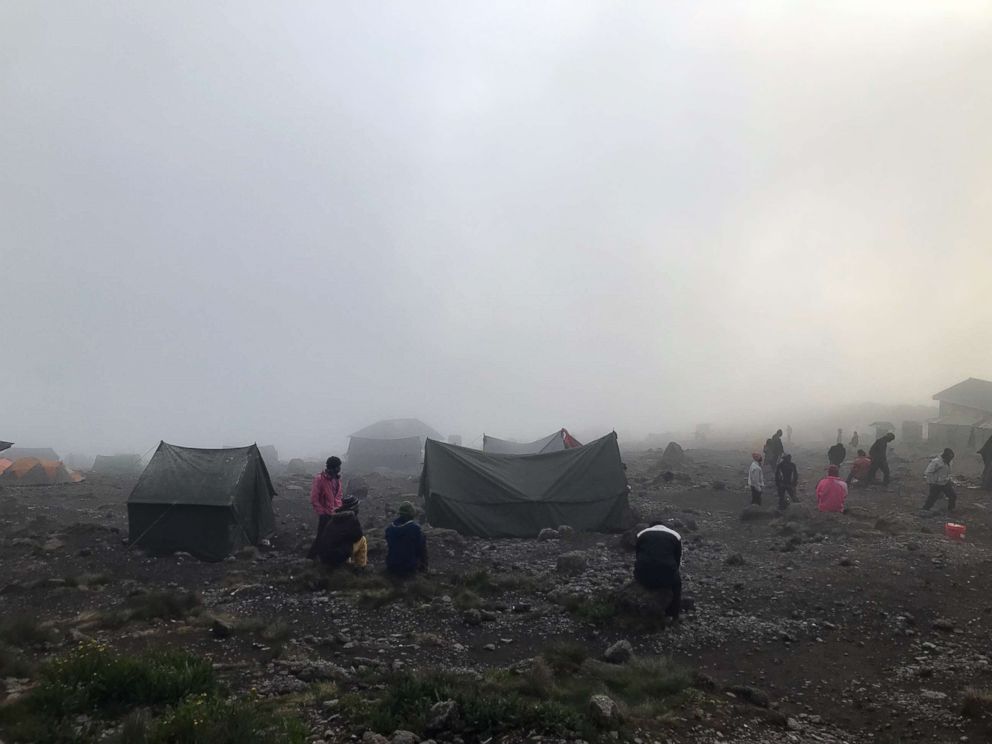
[764,429,785,469]
[307,456,344,559]
[980,435,992,492]
[922,448,956,513]
[786,425,794,445]
[827,441,847,467]
[816,465,848,513]
[774,454,799,510]
[385,501,428,577]
[316,495,366,568]
[836,428,843,444]
[846,449,872,487]
[748,452,765,505]
[867,433,896,486]
[850,431,860,449]
[634,523,683,620]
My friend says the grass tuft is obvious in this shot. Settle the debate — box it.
[961,687,992,718]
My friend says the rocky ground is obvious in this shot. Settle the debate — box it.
[1,445,991,743]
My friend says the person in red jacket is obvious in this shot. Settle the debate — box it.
[307,456,343,559]
[816,465,849,513]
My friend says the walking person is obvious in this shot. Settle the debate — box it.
[764,430,785,469]
[775,453,799,510]
[828,441,847,468]
[307,456,344,559]
[922,448,957,513]
[634,522,683,620]
[866,433,896,485]
[850,431,860,449]
[748,452,765,505]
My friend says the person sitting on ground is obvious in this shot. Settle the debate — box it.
[307,456,343,559]
[816,465,849,513]
[866,432,895,485]
[923,448,957,513]
[748,452,764,505]
[634,522,683,620]
[316,495,366,568]
[827,441,847,467]
[385,501,428,577]
[846,449,872,486]
[774,453,799,510]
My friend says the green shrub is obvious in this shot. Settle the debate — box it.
[31,643,216,717]
[146,694,307,744]
[0,614,54,647]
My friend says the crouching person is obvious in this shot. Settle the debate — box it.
[385,501,428,577]
[317,495,366,568]
[633,522,682,620]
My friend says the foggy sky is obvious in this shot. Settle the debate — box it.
[3,2,991,457]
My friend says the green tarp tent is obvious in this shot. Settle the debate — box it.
[346,435,422,474]
[127,442,275,561]
[420,433,633,538]
[482,428,582,455]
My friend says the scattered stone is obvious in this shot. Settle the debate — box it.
[426,700,461,734]
[588,694,622,725]
[603,640,633,664]
[462,609,482,626]
[920,690,948,702]
[537,528,559,542]
[391,731,419,744]
[932,618,955,632]
[613,582,672,618]
[724,553,745,566]
[556,551,588,576]
[557,525,575,539]
[729,685,770,708]
[210,617,234,639]
[786,717,802,731]
[362,733,389,744]
[741,505,774,522]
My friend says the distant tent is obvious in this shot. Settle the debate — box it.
[346,419,442,474]
[482,428,582,455]
[346,436,422,474]
[92,454,144,475]
[350,419,443,441]
[421,433,633,538]
[0,458,84,486]
[127,442,275,562]
[2,447,60,462]
[0,458,14,475]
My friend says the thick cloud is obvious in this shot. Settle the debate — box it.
[2,2,990,455]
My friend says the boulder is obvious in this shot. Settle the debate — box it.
[537,528,559,542]
[557,525,575,539]
[391,731,420,744]
[730,684,770,708]
[556,551,588,576]
[426,700,461,734]
[362,733,389,744]
[612,582,672,618]
[619,523,649,552]
[603,640,633,664]
[210,617,234,639]
[588,694,621,726]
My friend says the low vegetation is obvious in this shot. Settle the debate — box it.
[97,590,203,629]
[961,687,992,718]
[0,644,306,744]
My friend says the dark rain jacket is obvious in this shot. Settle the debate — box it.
[317,510,363,567]
[869,437,890,463]
[634,525,682,590]
[775,459,799,488]
[385,518,428,575]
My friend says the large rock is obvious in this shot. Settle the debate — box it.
[603,640,633,664]
[588,694,622,726]
[361,733,389,744]
[537,528,559,542]
[613,582,672,618]
[391,731,420,744]
[426,700,461,734]
[557,525,575,539]
[556,551,588,576]
[619,523,649,552]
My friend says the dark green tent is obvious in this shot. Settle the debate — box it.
[346,435,422,474]
[420,433,633,538]
[127,442,275,561]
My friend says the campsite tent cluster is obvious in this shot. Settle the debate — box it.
[0,443,85,485]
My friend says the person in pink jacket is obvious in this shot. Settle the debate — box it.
[816,464,849,513]
[307,456,344,559]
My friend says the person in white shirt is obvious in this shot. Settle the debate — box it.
[748,452,764,505]
[922,448,956,512]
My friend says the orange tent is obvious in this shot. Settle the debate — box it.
[0,458,12,475]
[0,457,83,485]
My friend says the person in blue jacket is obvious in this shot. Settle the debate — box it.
[385,501,428,576]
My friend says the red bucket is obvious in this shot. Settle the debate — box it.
[944,523,966,541]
